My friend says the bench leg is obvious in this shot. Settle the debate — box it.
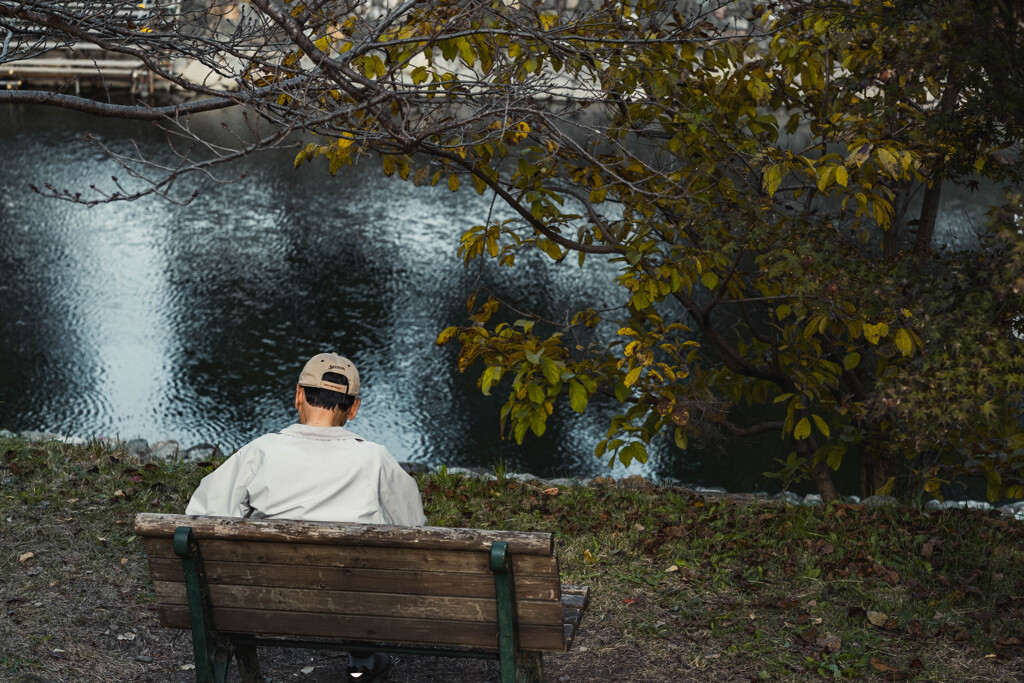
[514,651,543,683]
[234,644,263,683]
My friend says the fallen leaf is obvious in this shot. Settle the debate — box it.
[819,634,842,653]
[870,657,898,672]
[541,487,559,496]
[117,632,136,641]
[909,657,924,671]
[300,666,315,674]
[921,537,937,559]
[181,664,195,671]
[665,564,679,573]
[867,610,888,627]
[798,627,819,644]
[583,549,594,563]
[120,557,128,565]
[622,599,637,605]
[954,628,969,642]
[18,551,34,562]
[113,489,125,498]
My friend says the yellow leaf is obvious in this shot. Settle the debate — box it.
[863,322,888,345]
[875,476,895,497]
[835,165,848,187]
[447,174,460,192]
[894,328,913,357]
[764,164,783,197]
[843,352,860,370]
[794,417,811,440]
[876,148,899,178]
[624,367,642,387]
[812,414,830,437]
[850,144,873,167]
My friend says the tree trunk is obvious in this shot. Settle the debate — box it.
[914,178,943,252]
[860,450,892,498]
[811,463,839,503]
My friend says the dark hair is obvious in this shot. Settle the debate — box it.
[302,372,357,412]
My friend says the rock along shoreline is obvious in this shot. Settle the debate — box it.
[3,428,1022,521]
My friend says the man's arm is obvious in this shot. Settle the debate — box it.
[379,455,427,526]
[185,447,261,517]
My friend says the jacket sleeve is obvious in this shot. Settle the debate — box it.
[185,446,261,517]
[378,452,427,526]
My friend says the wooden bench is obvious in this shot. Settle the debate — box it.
[134,513,589,683]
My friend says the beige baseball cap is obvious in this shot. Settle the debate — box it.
[297,353,360,396]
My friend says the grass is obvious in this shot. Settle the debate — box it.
[1,436,1022,682]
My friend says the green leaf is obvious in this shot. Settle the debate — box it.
[823,443,846,470]
[480,366,502,396]
[794,417,811,440]
[843,352,860,370]
[568,380,588,413]
[619,442,648,466]
[456,37,475,67]
[985,469,1003,501]
[540,357,561,384]
[674,427,688,450]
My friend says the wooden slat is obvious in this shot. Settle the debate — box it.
[158,605,567,652]
[142,537,558,576]
[152,583,562,625]
[560,584,590,650]
[135,513,554,555]
[146,558,560,601]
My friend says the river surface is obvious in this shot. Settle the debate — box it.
[0,106,995,492]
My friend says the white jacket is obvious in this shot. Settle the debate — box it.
[185,423,426,526]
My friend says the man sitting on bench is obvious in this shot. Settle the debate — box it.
[186,352,426,682]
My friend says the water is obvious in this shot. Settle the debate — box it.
[3,105,992,493]
[1,105,662,481]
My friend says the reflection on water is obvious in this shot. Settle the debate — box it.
[2,106,991,492]
[0,105,648,482]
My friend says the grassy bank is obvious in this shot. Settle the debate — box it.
[1,436,1022,682]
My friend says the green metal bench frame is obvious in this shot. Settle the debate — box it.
[172,525,542,683]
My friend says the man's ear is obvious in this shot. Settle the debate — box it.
[295,385,304,411]
[347,397,361,422]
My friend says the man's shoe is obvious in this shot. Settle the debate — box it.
[345,652,393,682]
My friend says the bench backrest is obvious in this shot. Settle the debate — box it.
[134,513,568,652]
